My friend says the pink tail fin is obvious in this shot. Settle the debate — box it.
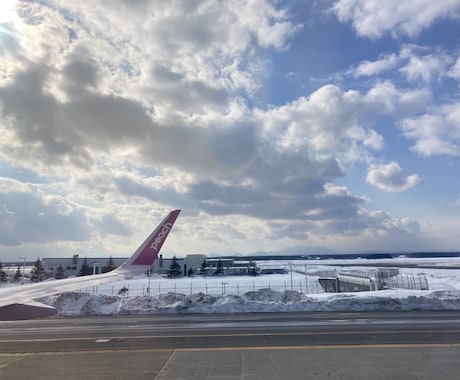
[118,209,180,273]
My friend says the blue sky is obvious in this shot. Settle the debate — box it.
[0,0,460,261]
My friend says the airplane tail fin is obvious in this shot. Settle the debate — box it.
[117,209,180,276]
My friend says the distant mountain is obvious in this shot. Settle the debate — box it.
[208,246,336,259]
[250,246,336,257]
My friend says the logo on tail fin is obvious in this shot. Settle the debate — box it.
[150,222,172,250]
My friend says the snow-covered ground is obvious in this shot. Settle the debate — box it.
[39,258,460,317]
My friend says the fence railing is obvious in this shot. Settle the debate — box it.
[382,274,429,290]
[82,279,326,297]
[77,269,429,297]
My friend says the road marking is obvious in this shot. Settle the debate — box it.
[0,354,35,369]
[95,339,111,343]
[2,328,460,343]
[1,343,460,357]
[176,343,460,352]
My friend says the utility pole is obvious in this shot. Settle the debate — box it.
[304,264,308,294]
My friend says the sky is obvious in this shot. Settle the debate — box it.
[0,0,460,261]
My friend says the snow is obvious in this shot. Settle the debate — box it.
[39,259,460,317]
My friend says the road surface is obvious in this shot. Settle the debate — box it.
[1,311,460,379]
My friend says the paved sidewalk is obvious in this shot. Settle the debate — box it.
[2,345,460,380]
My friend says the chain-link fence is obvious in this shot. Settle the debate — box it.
[81,276,326,297]
[79,267,429,297]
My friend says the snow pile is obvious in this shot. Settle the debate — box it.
[42,293,120,317]
[42,288,460,317]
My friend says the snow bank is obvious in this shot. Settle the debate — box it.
[41,293,120,317]
[42,288,460,317]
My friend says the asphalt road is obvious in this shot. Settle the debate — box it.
[1,311,460,379]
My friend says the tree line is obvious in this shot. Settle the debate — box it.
[0,256,118,283]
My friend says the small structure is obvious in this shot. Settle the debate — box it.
[260,268,287,275]
[318,267,428,293]
[336,274,378,292]
[318,278,339,293]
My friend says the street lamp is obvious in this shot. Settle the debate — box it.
[146,266,151,296]
[221,282,228,295]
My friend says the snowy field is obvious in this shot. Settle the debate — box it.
[37,258,460,317]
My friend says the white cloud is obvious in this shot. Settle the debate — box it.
[399,45,453,83]
[351,45,456,84]
[400,103,460,156]
[353,53,398,77]
[362,129,384,150]
[449,56,460,79]
[332,0,460,39]
[366,162,422,192]
[356,81,433,121]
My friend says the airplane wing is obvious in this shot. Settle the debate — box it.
[0,209,181,320]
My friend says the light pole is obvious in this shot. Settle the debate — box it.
[148,266,151,296]
[19,256,26,282]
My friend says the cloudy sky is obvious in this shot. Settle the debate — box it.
[1,0,460,261]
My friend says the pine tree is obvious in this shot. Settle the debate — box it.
[30,258,46,282]
[107,256,116,271]
[13,266,22,282]
[215,258,224,275]
[102,256,117,273]
[248,260,258,276]
[167,256,182,278]
[78,257,91,276]
[55,264,66,279]
[199,259,208,277]
[0,262,7,283]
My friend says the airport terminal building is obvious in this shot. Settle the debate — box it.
[40,254,259,278]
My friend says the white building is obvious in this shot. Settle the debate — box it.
[43,255,127,278]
